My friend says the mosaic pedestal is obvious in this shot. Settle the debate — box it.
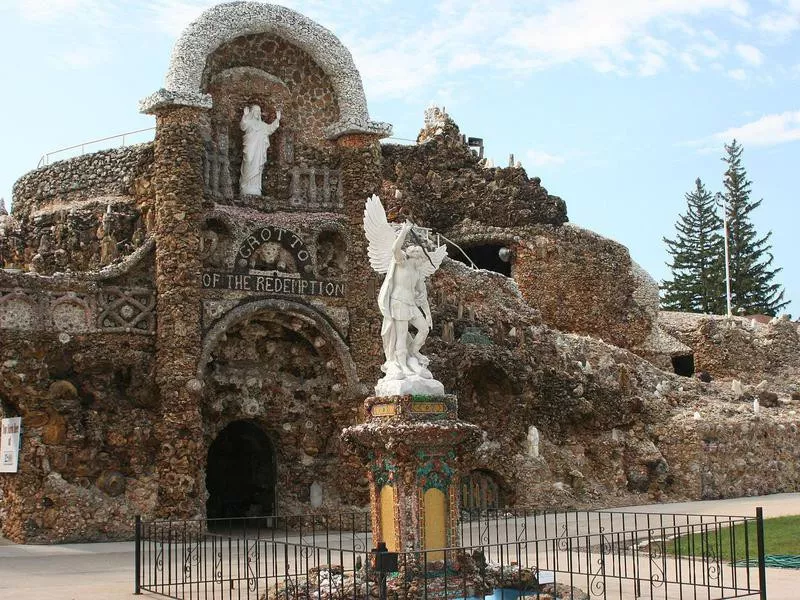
[342,394,482,561]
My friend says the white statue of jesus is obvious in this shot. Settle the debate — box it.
[240,105,280,196]
[363,195,448,397]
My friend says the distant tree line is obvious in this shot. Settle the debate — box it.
[661,140,788,316]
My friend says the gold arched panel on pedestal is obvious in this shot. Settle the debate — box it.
[379,485,397,552]
[423,488,447,561]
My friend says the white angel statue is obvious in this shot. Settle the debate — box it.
[363,195,448,396]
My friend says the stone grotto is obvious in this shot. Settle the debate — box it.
[0,1,798,544]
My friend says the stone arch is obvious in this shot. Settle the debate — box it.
[0,292,38,330]
[198,298,360,395]
[142,2,391,139]
[460,469,506,511]
[50,294,91,333]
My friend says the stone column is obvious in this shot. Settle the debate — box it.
[151,105,208,518]
[337,134,385,385]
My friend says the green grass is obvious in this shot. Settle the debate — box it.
[667,515,800,561]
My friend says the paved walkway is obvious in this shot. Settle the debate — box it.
[0,493,797,599]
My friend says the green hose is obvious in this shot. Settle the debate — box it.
[733,555,800,569]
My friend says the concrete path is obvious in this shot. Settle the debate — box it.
[0,493,797,600]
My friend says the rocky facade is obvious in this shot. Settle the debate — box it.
[3,144,154,274]
[660,311,800,391]
[1,2,798,544]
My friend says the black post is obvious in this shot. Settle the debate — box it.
[134,515,142,595]
[756,507,767,600]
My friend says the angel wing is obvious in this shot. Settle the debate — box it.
[363,194,396,275]
[417,244,448,280]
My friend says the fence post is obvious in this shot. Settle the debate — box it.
[134,515,142,595]
[756,507,766,600]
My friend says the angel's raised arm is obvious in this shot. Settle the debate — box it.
[392,222,412,261]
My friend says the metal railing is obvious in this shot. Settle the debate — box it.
[37,127,156,167]
[135,507,766,599]
[35,130,423,169]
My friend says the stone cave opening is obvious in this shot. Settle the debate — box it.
[450,243,512,276]
[206,420,276,525]
[671,353,695,377]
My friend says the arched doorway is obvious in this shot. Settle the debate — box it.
[206,420,276,521]
[460,469,504,511]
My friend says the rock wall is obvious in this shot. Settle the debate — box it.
[660,312,800,391]
[4,144,155,273]
[12,144,153,218]
[150,106,207,519]
[380,116,567,232]
[0,329,158,543]
[2,3,798,545]
[659,408,800,500]
[421,261,800,508]
[514,224,658,350]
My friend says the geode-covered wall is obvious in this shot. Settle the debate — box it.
[3,144,155,274]
[1,2,798,545]
[0,294,158,543]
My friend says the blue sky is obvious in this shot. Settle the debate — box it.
[0,0,798,314]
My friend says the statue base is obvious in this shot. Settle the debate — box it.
[375,375,445,397]
[341,394,482,560]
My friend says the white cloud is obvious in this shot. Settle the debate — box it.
[2,0,781,105]
[504,0,746,73]
[735,44,764,66]
[756,0,800,36]
[343,0,756,97]
[639,52,667,76]
[727,68,747,80]
[15,0,88,20]
[353,45,441,100]
[679,52,701,71]
[758,11,800,34]
[526,149,566,167]
[711,111,800,146]
[448,50,487,71]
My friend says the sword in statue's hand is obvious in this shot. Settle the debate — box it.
[406,222,436,268]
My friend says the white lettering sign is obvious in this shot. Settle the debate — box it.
[0,417,21,473]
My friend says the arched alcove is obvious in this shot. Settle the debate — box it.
[198,298,359,394]
[206,420,276,522]
[460,469,505,511]
[140,2,391,139]
[199,300,361,515]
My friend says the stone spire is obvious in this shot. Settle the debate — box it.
[0,198,7,216]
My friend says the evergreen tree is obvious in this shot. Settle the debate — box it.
[719,139,788,316]
[662,178,726,313]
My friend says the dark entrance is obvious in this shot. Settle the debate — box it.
[450,244,512,276]
[671,353,695,377]
[206,420,276,521]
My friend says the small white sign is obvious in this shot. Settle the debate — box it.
[536,570,555,584]
[0,417,21,473]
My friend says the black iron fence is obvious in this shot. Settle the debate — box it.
[135,508,767,599]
